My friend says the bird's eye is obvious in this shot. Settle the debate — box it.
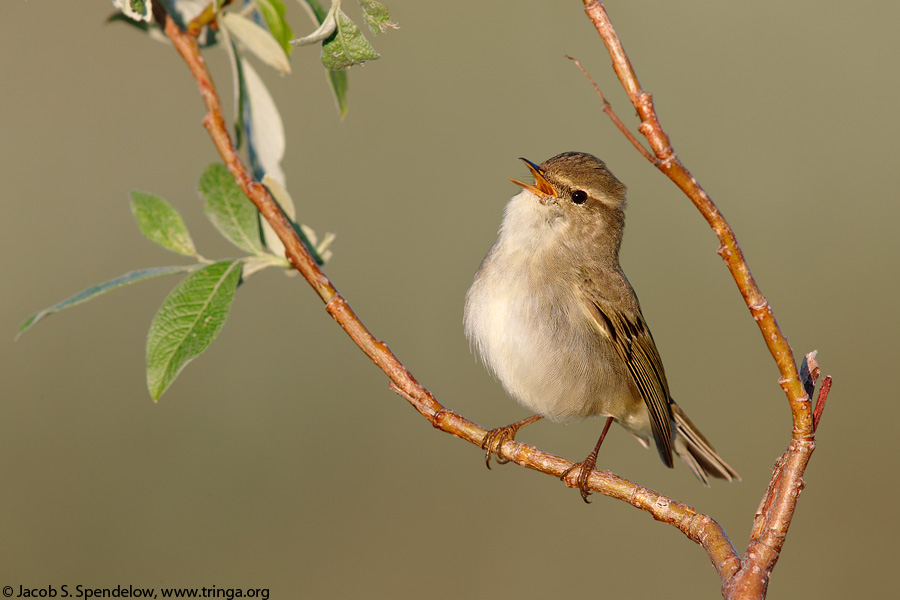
[571,190,587,205]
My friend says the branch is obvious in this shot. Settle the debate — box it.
[580,2,827,598]
[157,6,741,574]
[813,376,832,431]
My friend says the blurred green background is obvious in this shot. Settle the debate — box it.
[2,1,897,598]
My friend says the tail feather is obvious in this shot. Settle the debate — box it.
[671,402,740,485]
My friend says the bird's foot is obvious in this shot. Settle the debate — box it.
[481,415,542,469]
[560,416,614,503]
[560,454,600,503]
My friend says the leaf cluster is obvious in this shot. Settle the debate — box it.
[111,0,397,122]
[18,164,333,401]
[33,0,398,399]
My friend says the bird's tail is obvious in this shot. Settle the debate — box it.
[671,401,741,486]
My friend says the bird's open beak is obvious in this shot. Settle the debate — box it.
[510,158,557,199]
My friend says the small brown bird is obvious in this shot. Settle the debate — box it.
[464,152,739,500]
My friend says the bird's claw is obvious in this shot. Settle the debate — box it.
[480,415,542,469]
[560,416,614,503]
[560,457,598,503]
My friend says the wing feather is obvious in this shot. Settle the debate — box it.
[587,299,675,467]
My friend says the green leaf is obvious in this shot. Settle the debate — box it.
[300,0,350,117]
[16,265,199,340]
[146,260,243,401]
[130,191,198,257]
[220,11,291,74]
[359,0,395,34]
[327,70,349,119]
[255,0,294,55]
[198,163,266,255]
[321,10,380,70]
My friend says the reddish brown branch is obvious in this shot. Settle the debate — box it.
[159,4,738,586]
[582,1,809,430]
[582,2,825,598]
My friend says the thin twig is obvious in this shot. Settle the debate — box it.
[813,376,832,431]
[565,56,656,164]
[581,2,823,598]
[155,6,741,570]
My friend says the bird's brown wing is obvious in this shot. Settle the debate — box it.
[586,299,675,468]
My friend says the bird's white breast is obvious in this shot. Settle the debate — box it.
[464,191,631,422]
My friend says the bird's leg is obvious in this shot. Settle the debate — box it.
[481,415,543,468]
[560,416,615,503]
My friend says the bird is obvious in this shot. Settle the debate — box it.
[464,151,739,501]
